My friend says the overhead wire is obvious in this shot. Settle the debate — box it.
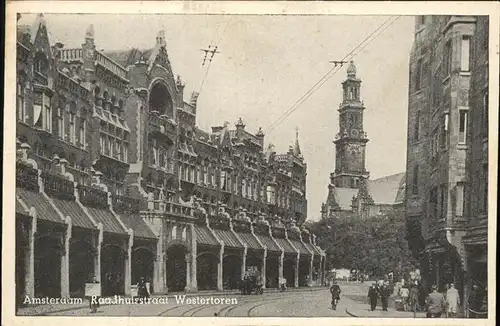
[198,16,233,95]
[265,16,401,134]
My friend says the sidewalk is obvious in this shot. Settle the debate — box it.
[346,305,427,318]
[17,285,327,316]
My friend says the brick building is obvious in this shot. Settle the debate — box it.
[405,15,489,316]
[321,62,406,220]
[15,14,325,303]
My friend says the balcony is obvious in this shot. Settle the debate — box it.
[59,48,83,62]
[77,184,108,209]
[113,194,141,214]
[95,52,128,82]
[147,200,194,218]
[42,172,75,200]
[149,114,176,140]
[16,162,39,192]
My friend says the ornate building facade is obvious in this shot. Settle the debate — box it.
[15,14,325,303]
[321,62,405,220]
[405,15,489,316]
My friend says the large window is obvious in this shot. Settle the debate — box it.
[17,83,26,122]
[79,118,86,149]
[443,40,452,77]
[69,113,76,144]
[412,165,419,195]
[266,185,276,204]
[242,179,247,197]
[34,92,52,132]
[458,110,468,144]
[220,170,227,191]
[57,106,65,139]
[439,113,449,149]
[461,35,471,72]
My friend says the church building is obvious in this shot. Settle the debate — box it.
[321,61,405,220]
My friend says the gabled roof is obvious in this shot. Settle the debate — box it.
[367,172,405,205]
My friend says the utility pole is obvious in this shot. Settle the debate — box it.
[200,45,221,67]
[329,60,349,68]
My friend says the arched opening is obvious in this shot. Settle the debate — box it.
[265,256,279,289]
[196,252,218,290]
[166,244,187,292]
[69,240,94,297]
[298,257,310,287]
[34,235,62,298]
[149,82,174,117]
[101,244,127,296]
[132,247,155,291]
[223,254,241,290]
[283,257,295,288]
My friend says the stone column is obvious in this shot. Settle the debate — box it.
[261,249,267,289]
[25,210,37,297]
[278,252,284,281]
[241,246,248,279]
[154,226,165,294]
[217,244,224,291]
[189,224,198,291]
[124,230,133,296]
[60,219,72,297]
[308,254,314,287]
[95,223,103,282]
[294,255,299,288]
[184,253,192,292]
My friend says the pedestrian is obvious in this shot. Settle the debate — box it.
[379,283,391,311]
[137,277,150,299]
[409,280,419,312]
[400,285,409,311]
[368,284,378,311]
[329,280,341,310]
[426,285,445,318]
[445,283,460,318]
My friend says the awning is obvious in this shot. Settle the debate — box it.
[255,234,281,253]
[16,197,28,216]
[304,242,322,257]
[17,188,63,224]
[195,225,220,247]
[212,228,243,249]
[86,207,127,235]
[289,239,312,256]
[51,197,96,230]
[118,213,157,240]
[274,238,297,255]
[237,232,263,251]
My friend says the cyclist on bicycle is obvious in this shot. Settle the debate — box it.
[330,280,341,310]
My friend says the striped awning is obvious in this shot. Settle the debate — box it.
[51,197,96,230]
[118,213,157,240]
[255,234,281,253]
[86,207,127,235]
[195,225,220,246]
[237,232,263,251]
[17,188,63,224]
[289,239,312,256]
[212,228,243,249]
[274,238,297,255]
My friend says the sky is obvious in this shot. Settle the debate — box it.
[19,13,415,221]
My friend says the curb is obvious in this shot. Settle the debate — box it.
[345,308,358,317]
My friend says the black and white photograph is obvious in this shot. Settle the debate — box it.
[3,1,498,325]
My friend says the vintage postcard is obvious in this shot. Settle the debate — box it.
[3,1,498,326]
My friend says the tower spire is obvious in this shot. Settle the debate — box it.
[294,126,302,157]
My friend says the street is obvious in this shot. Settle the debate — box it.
[20,282,424,317]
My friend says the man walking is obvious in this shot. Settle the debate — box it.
[368,284,379,311]
[330,280,341,310]
[379,282,391,311]
[445,283,460,318]
[426,285,445,318]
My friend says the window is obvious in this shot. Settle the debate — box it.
[242,179,247,197]
[443,40,452,77]
[179,165,185,180]
[57,107,65,139]
[69,113,76,144]
[461,36,471,72]
[220,170,227,191]
[414,111,421,141]
[430,187,438,218]
[431,129,439,158]
[456,182,464,217]
[203,166,208,184]
[458,110,468,144]
[439,185,447,219]
[123,144,128,163]
[79,119,86,148]
[34,54,47,75]
[34,93,52,132]
[100,134,105,154]
[412,165,419,195]
[266,185,276,204]
[415,59,423,91]
[114,139,120,159]
[439,113,448,149]
[482,164,488,213]
[482,92,489,131]
[17,83,26,122]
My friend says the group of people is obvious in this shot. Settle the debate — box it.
[367,280,393,311]
[424,283,460,318]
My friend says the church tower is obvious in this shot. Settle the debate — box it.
[331,61,370,189]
